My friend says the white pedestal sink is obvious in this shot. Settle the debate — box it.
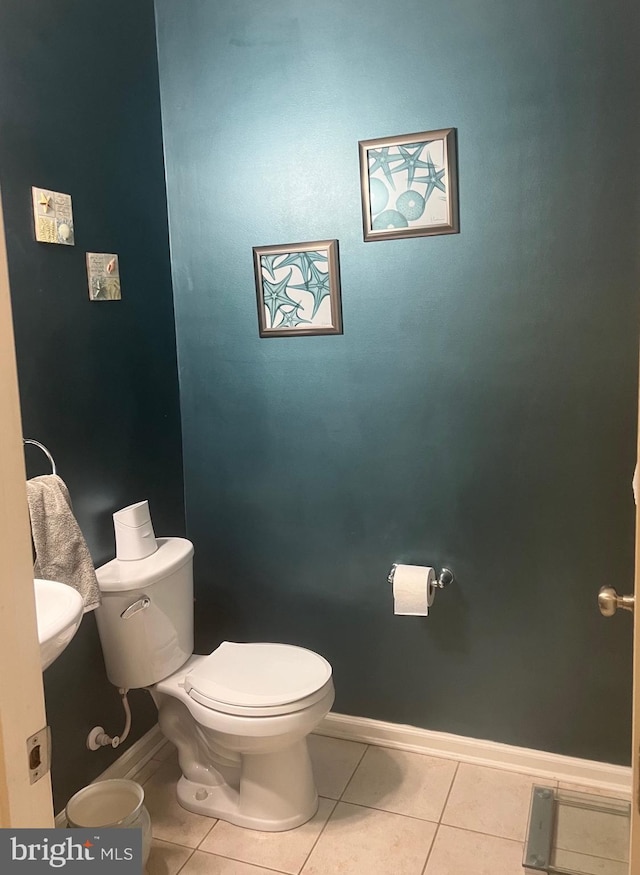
[34,579,83,670]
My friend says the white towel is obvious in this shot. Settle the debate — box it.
[26,474,101,613]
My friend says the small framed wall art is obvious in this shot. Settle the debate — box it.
[358,127,459,241]
[31,186,74,245]
[86,253,121,301]
[253,239,342,337]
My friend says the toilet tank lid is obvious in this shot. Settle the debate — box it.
[185,642,333,708]
[96,537,194,592]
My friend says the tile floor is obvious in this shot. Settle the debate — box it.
[129,735,631,875]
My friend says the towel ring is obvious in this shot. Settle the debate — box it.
[23,439,57,475]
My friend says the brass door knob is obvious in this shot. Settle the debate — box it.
[598,586,635,617]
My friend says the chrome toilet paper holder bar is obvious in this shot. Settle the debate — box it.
[387,564,455,588]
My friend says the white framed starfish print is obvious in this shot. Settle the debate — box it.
[252,239,342,338]
[359,128,459,241]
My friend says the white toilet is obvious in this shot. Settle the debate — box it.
[94,535,334,831]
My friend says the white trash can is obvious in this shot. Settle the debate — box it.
[65,778,151,867]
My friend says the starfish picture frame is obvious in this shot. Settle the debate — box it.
[253,239,343,338]
[359,128,459,241]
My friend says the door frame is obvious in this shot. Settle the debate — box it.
[630,354,640,865]
[0,188,54,827]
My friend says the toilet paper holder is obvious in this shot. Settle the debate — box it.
[387,564,455,589]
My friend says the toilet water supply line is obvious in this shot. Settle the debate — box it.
[86,688,132,751]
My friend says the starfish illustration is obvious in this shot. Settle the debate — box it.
[277,250,328,278]
[261,269,299,326]
[368,147,404,188]
[390,142,433,188]
[306,258,330,284]
[276,305,311,329]
[413,152,446,202]
[290,272,331,317]
[260,254,283,279]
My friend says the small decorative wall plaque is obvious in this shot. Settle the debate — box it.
[31,186,75,245]
[86,253,121,301]
[252,239,342,337]
[358,128,459,241]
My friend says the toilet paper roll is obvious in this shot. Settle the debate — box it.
[392,565,436,616]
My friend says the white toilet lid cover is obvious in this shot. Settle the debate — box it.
[184,642,332,708]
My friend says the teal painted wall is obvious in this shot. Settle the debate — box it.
[0,1,184,809]
[155,0,640,763]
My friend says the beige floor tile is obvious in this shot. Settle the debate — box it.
[199,797,336,875]
[301,801,436,875]
[307,735,366,799]
[342,746,457,822]
[425,825,524,875]
[442,763,540,841]
[143,757,216,848]
[181,852,288,874]
[145,838,193,875]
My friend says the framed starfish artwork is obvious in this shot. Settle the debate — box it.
[358,128,459,241]
[252,239,342,337]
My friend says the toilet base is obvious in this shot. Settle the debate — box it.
[176,740,319,831]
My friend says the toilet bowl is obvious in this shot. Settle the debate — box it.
[154,647,334,829]
[94,535,334,831]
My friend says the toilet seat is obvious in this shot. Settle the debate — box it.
[184,642,333,717]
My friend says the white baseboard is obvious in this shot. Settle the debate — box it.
[315,713,632,796]
[54,712,632,827]
[94,725,166,784]
[54,725,165,826]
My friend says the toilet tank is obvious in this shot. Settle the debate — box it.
[94,537,194,689]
